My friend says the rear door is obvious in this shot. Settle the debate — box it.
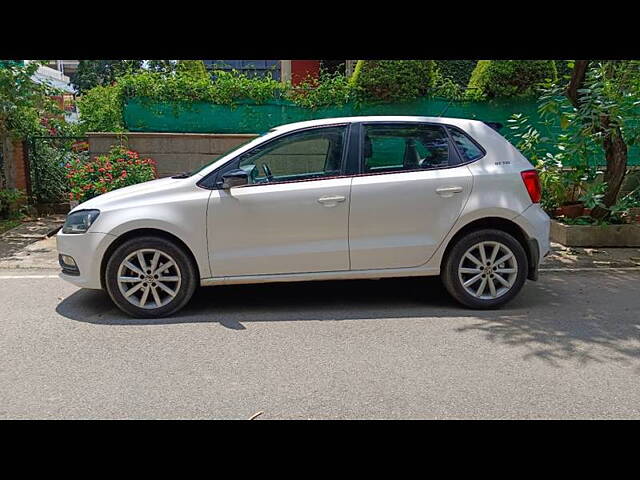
[348,122,474,270]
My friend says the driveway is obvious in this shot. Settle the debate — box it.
[0,264,639,419]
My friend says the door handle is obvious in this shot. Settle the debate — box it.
[317,195,346,206]
[436,186,463,197]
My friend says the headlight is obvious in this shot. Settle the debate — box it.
[62,209,100,234]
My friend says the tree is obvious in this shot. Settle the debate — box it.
[561,60,640,219]
[71,60,144,94]
[0,61,59,140]
[0,61,61,187]
[146,60,177,74]
[176,60,209,80]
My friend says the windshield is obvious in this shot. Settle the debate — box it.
[186,131,273,177]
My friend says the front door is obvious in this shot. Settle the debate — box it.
[348,122,473,270]
[207,125,352,277]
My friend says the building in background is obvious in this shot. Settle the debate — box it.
[44,60,79,78]
[203,60,356,85]
[25,61,78,122]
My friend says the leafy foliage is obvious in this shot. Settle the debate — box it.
[118,69,285,106]
[66,145,157,203]
[536,60,640,217]
[0,61,61,140]
[467,60,558,99]
[509,59,640,225]
[77,84,125,133]
[146,60,177,74]
[507,112,601,213]
[554,60,573,82]
[0,188,24,219]
[352,60,436,102]
[434,60,477,87]
[539,61,640,149]
[71,60,144,94]
[176,60,209,80]
[431,68,465,101]
[286,72,355,108]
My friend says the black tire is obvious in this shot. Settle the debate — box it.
[441,228,528,309]
[104,235,197,318]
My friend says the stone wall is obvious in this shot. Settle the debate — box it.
[87,132,258,178]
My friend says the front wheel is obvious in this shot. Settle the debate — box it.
[104,236,197,318]
[441,229,528,309]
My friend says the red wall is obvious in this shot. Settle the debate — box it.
[291,60,320,85]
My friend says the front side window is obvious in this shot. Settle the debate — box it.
[361,124,455,174]
[236,125,347,184]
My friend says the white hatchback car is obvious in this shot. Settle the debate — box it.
[57,116,550,317]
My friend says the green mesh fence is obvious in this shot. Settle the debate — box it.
[124,97,640,166]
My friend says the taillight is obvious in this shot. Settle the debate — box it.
[521,170,541,203]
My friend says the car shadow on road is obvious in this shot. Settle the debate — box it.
[55,272,640,369]
[56,276,464,327]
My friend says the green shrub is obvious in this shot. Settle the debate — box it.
[65,146,157,203]
[467,60,558,99]
[77,84,125,133]
[286,72,354,108]
[434,60,477,87]
[176,60,209,80]
[118,69,285,106]
[0,188,24,219]
[352,60,436,102]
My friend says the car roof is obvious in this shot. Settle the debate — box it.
[271,115,489,133]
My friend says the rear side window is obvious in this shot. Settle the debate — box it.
[447,127,484,162]
[361,124,455,174]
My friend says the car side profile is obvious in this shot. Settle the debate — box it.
[57,116,550,317]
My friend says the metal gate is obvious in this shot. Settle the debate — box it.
[26,136,88,204]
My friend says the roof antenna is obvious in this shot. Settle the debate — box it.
[438,87,481,117]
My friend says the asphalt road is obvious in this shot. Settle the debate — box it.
[1,268,639,419]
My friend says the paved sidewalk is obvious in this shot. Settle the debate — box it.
[0,216,65,270]
[543,242,640,269]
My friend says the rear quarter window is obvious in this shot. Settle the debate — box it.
[447,127,485,162]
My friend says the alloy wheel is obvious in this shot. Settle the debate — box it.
[116,248,182,309]
[457,241,518,300]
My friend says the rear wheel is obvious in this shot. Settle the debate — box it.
[441,229,528,309]
[104,236,197,318]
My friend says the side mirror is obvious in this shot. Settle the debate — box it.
[220,169,249,189]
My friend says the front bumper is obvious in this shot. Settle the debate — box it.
[56,231,117,289]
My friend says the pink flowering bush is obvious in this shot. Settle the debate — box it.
[66,145,157,203]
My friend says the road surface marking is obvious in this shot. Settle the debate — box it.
[0,274,59,279]
[540,267,640,272]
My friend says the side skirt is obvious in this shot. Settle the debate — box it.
[200,266,440,286]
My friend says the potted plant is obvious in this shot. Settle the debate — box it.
[555,166,598,218]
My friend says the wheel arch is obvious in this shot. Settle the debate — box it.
[440,216,539,281]
[100,228,201,290]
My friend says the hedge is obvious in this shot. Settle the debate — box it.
[467,60,558,99]
[351,60,436,102]
[434,60,477,87]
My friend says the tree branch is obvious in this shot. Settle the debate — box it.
[566,60,589,108]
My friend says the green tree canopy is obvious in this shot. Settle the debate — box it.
[0,61,60,140]
[146,60,177,74]
[71,60,144,94]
